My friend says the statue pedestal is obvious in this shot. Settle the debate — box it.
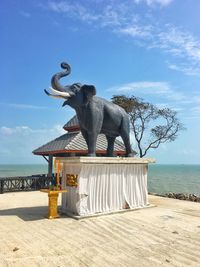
[58,157,155,218]
[40,189,67,219]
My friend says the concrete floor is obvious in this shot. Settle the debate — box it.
[0,191,200,267]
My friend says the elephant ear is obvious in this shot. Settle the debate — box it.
[81,85,96,104]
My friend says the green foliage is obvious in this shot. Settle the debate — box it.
[112,95,185,157]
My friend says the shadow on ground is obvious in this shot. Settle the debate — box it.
[0,206,67,221]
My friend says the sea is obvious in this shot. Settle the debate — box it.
[0,164,199,195]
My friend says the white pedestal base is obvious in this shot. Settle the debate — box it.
[58,157,155,218]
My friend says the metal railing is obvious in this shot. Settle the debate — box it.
[0,174,56,194]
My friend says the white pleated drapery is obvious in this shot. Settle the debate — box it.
[61,162,149,216]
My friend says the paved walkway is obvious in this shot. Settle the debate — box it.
[0,191,200,267]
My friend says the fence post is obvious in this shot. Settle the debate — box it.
[21,179,25,190]
[0,180,4,194]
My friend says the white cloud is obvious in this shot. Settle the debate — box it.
[108,80,200,120]
[0,102,49,110]
[155,26,200,60]
[0,126,15,135]
[167,62,200,76]
[0,125,65,136]
[46,1,200,76]
[190,106,200,115]
[8,103,48,109]
[120,23,200,76]
[118,25,152,38]
[53,124,66,135]
[0,124,66,143]
[99,5,122,27]
[0,126,32,135]
[48,1,100,23]
[134,0,173,7]
[119,24,200,76]
[20,11,31,18]
[148,26,200,75]
[0,124,66,163]
[108,81,187,101]
[109,81,170,94]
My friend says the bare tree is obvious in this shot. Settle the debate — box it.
[112,95,185,158]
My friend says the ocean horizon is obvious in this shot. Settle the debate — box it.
[0,163,199,195]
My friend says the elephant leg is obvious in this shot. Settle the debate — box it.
[81,129,96,156]
[106,136,116,157]
[87,132,98,157]
[81,129,89,148]
[121,133,133,157]
[120,117,134,157]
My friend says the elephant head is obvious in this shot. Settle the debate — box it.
[44,62,96,108]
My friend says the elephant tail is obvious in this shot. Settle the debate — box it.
[51,62,71,92]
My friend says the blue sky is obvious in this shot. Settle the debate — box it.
[0,0,200,164]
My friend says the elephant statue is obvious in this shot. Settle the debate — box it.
[44,62,133,157]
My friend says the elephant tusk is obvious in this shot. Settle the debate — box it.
[50,87,71,97]
[44,89,66,99]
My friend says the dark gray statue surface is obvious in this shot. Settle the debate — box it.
[45,62,133,157]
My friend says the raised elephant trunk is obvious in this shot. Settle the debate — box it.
[45,62,73,98]
[51,62,71,92]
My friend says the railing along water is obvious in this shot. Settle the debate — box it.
[0,174,56,194]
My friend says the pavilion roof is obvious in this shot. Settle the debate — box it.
[33,131,128,156]
[63,115,80,132]
[33,115,137,156]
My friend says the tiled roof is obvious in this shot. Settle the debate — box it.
[63,115,80,131]
[65,132,126,151]
[33,132,79,155]
[33,131,127,155]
